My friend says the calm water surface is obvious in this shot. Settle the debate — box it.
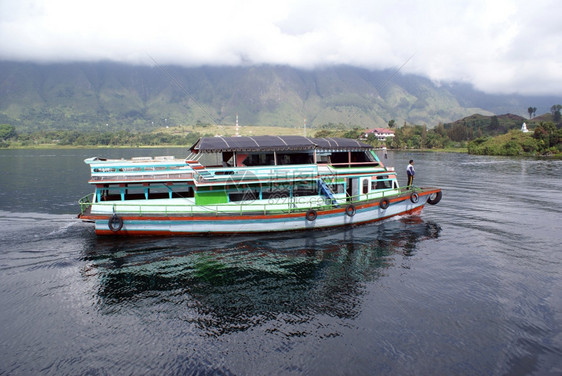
[0,148,561,375]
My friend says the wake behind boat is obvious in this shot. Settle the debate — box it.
[78,136,442,236]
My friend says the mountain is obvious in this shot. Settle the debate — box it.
[1,61,560,132]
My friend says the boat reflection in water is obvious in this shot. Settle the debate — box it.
[81,218,440,336]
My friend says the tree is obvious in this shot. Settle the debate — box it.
[550,104,562,122]
[0,124,16,140]
[447,123,468,142]
[489,115,501,133]
[408,135,422,149]
[533,122,558,149]
[388,119,395,128]
[434,122,447,137]
[343,127,363,139]
[528,107,537,119]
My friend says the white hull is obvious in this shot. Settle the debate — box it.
[89,193,430,236]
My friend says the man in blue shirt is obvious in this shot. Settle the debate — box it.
[407,160,415,188]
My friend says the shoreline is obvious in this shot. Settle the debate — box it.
[3,144,467,153]
[4,144,560,158]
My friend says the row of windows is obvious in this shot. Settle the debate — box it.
[207,151,379,167]
[96,184,194,202]
[96,176,396,203]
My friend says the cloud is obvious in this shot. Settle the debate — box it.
[1,0,561,95]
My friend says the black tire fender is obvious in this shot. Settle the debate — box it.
[379,198,390,210]
[108,214,124,232]
[410,192,419,204]
[427,191,442,205]
[305,209,317,221]
[345,204,356,217]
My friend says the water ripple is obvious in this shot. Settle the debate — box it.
[1,150,561,375]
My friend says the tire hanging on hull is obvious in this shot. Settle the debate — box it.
[108,214,123,232]
[379,198,390,210]
[345,204,356,217]
[305,209,317,221]
[427,191,442,205]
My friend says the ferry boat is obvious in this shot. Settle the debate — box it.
[78,136,442,236]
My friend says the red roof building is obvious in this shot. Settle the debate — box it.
[363,128,395,141]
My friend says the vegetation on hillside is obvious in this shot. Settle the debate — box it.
[3,61,560,132]
[312,111,562,153]
[2,112,561,158]
[468,122,561,156]
[314,122,454,149]
[2,101,561,157]
[0,123,306,148]
[0,125,204,148]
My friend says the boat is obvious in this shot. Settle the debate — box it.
[78,136,442,236]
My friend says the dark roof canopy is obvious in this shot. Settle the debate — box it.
[312,137,372,150]
[190,136,372,153]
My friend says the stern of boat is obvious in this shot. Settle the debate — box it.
[77,193,95,221]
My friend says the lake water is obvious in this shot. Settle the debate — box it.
[0,148,561,375]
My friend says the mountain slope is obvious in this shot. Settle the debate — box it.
[1,61,560,131]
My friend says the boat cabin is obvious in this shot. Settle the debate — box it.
[83,136,398,211]
[188,136,380,168]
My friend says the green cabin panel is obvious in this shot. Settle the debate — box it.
[195,190,228,205]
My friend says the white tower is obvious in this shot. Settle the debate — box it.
[521,122,529,133]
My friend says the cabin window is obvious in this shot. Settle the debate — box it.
[330,152,349,164]
[362,179,369,194]
[293,181,317,197]
[98,185,121,201]
[372,176,392,190]
[142,184,194,200]
[329,151,379,167]
[262,184,290,200]
[229,189,259,202]
[317,153,331,164]
[276,153,313,165]
[242,153,274,166]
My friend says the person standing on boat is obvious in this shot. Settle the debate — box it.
[406,160,415,188]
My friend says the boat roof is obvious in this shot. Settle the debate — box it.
[190,136,372,153]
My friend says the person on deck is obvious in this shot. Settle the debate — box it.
[406,160,415,188]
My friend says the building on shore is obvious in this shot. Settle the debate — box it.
[363,128,395,141]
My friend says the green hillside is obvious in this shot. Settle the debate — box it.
[467,123,561,156]
[1,61,560,132]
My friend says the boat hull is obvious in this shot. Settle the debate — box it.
[82,189,438,236]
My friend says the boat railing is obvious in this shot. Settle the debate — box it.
[89,162,189,176]
[91,197,327,217]
[397,185,420,195]
[193,164,321,183]
[90,186,411,217]
[327,161,381,168]
[78,193,94,214]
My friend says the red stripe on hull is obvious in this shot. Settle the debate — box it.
[93,205,426,236]
[81,190,435,223]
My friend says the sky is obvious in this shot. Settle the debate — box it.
[1,0,561,96]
